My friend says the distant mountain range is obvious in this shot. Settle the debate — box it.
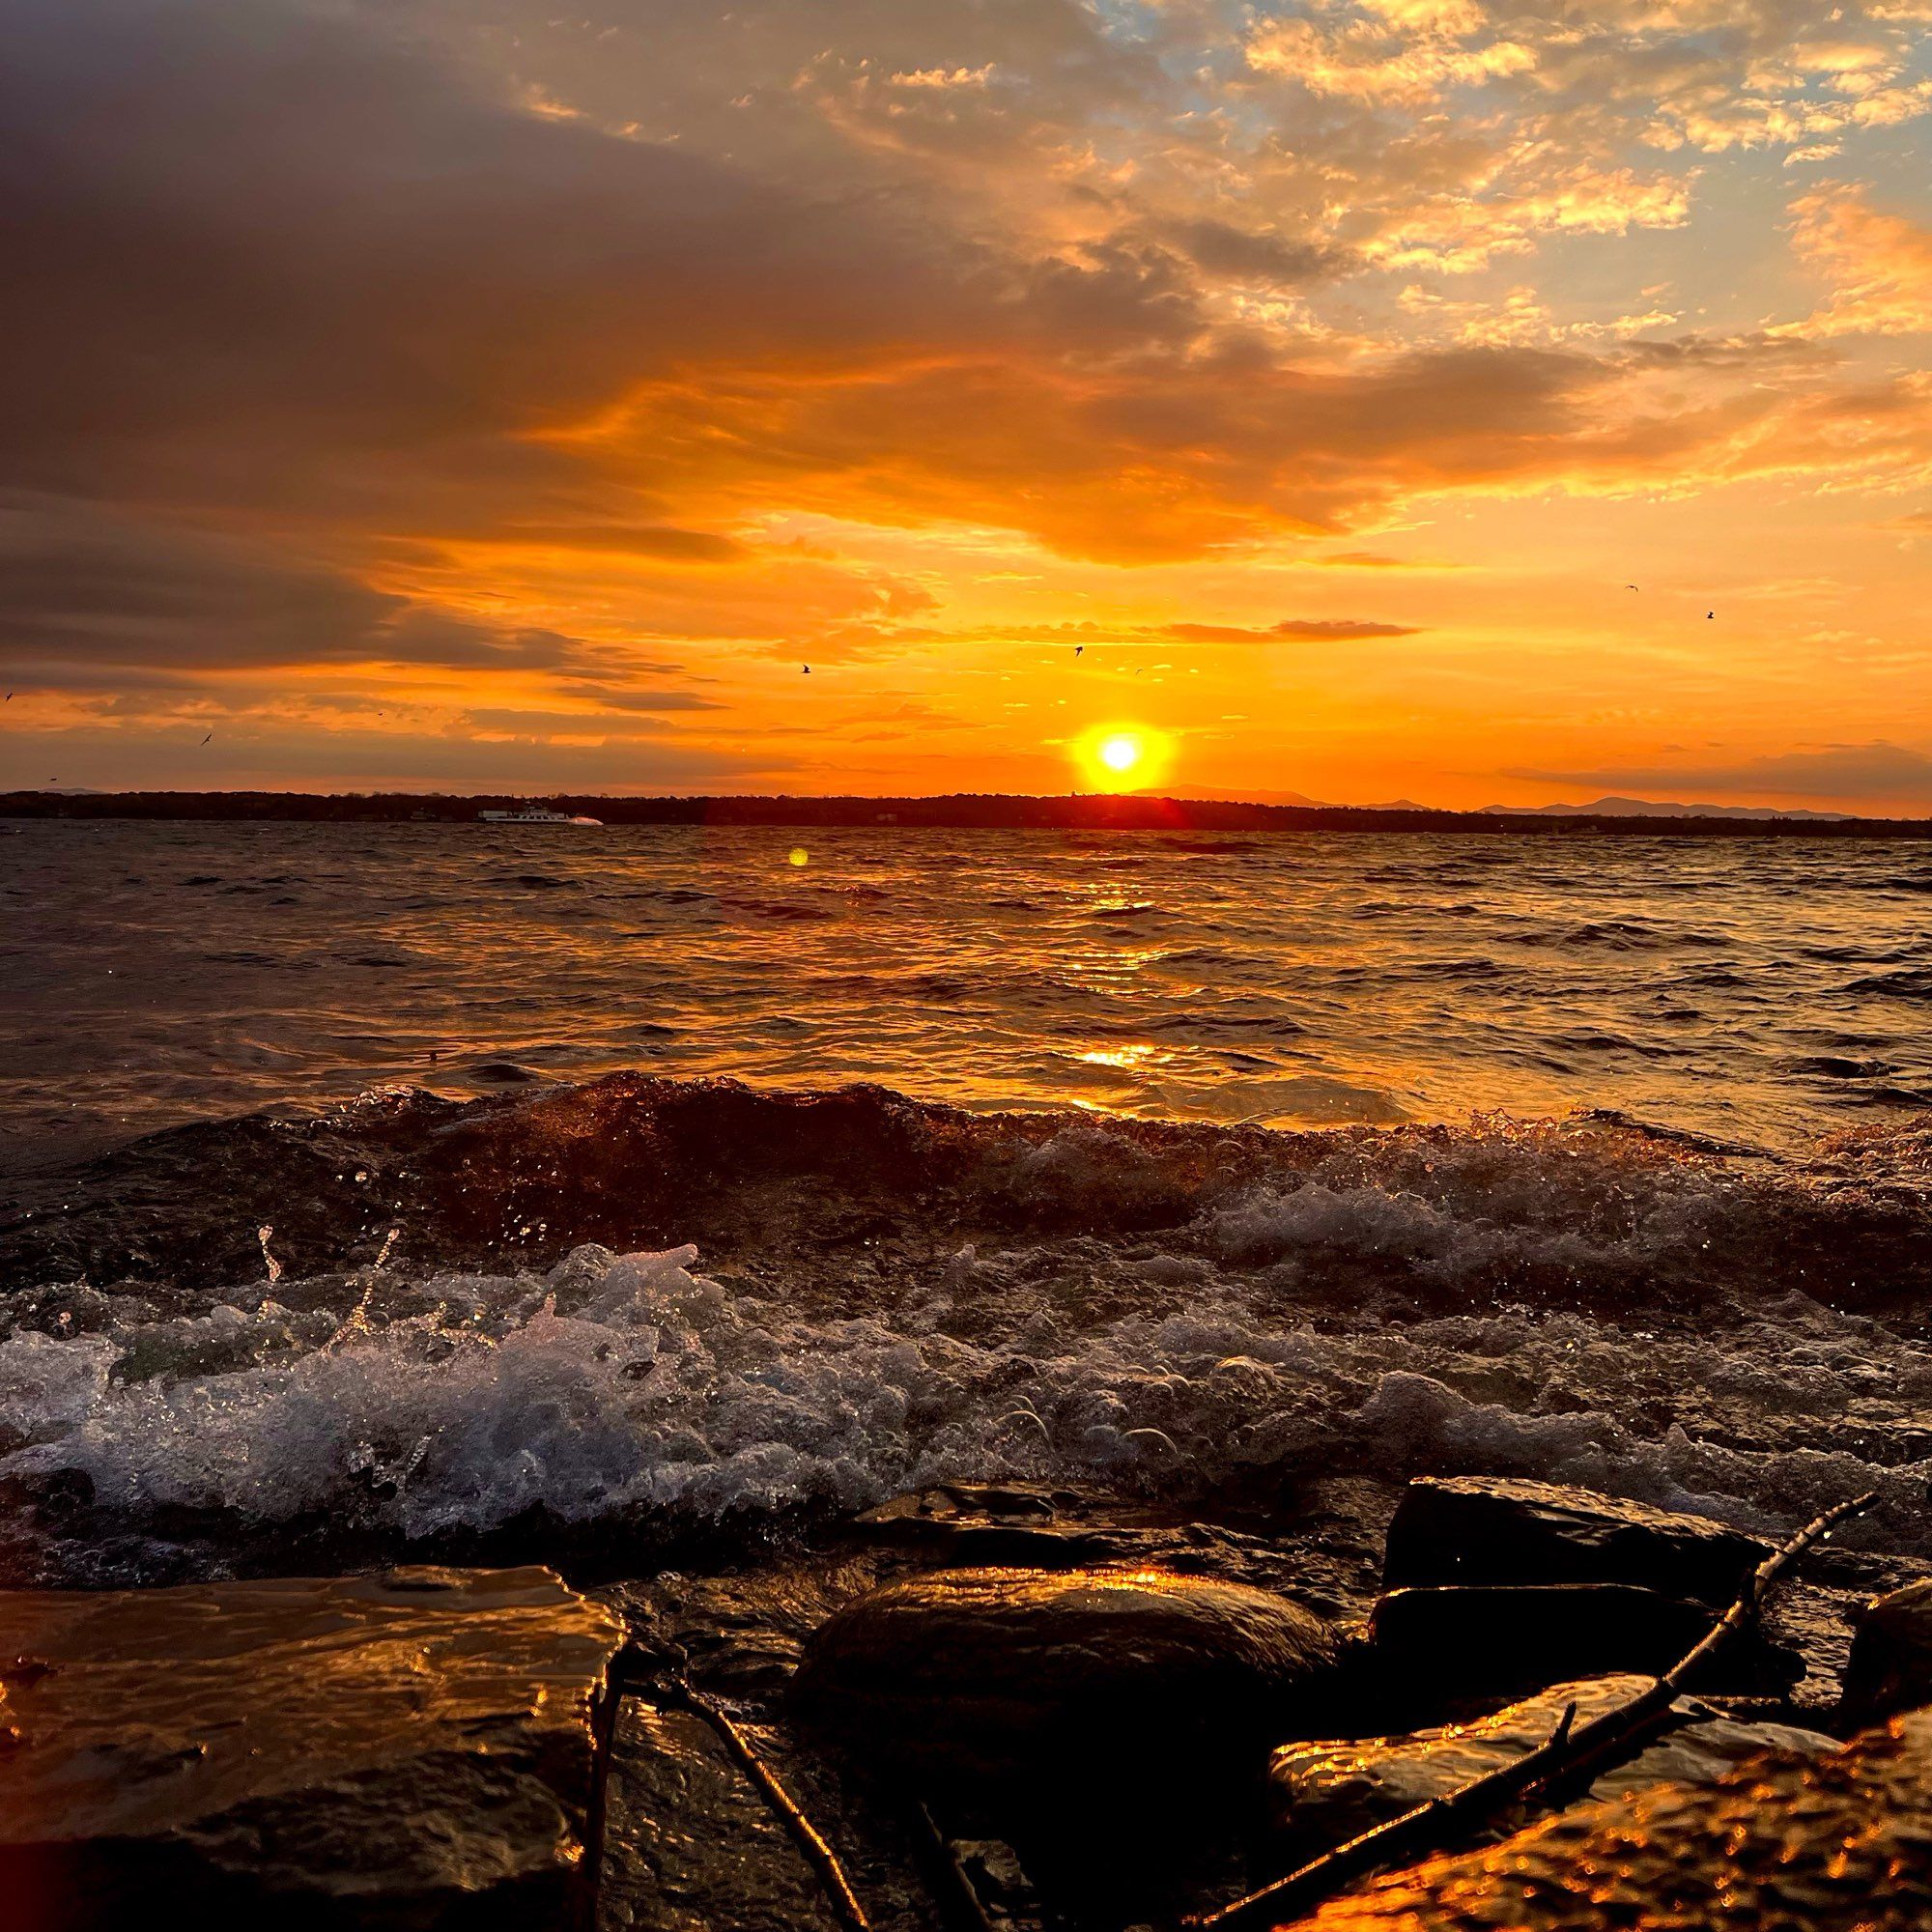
[1479,795,1852,822]
[1185,785,1852,819]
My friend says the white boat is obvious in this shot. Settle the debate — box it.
[477,806,603,826]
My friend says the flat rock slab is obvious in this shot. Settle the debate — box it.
[0,1565,624,1930]
[796,1566,1341,1790]
[599,1701,950,1932]
[1270,1673,1836,1851]
[1282,1708,1932,1932]
[1383,1477,1767,1605]
[597,1703,847,1932]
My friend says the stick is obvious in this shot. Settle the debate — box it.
[678,1685,873,1932]
[1187,1490,1878,1932]
[911,1801,1004,1932]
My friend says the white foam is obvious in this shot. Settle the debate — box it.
[4,1239,1930,1566]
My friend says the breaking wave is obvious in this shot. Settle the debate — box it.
[5,1079,1932,1584]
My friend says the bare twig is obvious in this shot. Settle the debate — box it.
[910,1801,1003,1932]
[677,1685,872,1932]
[1187,1490,1878,1932]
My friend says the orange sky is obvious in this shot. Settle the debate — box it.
[3,0,1931,810]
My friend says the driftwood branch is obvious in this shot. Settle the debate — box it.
[675,1684,873,1932]
[910,1801,1003,1932]
[1188,1489,1879,1932]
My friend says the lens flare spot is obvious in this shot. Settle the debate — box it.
[787,847,810,867]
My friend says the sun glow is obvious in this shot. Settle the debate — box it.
[1076,724,1171,792]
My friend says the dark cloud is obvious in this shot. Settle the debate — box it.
[557,685,727,714]
[0,724,770,792]
[0,501,594,672]
[1159,218,1353,287]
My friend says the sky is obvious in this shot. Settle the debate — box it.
[2,0,1930,810]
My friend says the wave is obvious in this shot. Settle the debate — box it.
[4,1078,1932,1582]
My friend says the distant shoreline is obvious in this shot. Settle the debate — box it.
[5,789,1929,838]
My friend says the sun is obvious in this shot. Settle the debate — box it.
[1075,723,1171,792]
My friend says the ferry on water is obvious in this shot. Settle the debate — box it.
[477,805,604,826]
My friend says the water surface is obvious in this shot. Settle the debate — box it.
[6,818,1932,1170]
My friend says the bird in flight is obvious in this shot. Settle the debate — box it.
[1625,583,1638,591]
[802,664,811,674]
[202,730,213,745]
[1074,645,1083,658]
[1707,610,1715,620]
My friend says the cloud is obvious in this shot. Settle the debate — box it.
[1511,743,1932,805]
[1164,618,1422,642]
[0,501,596,674]
[1785,186,1932,337]
[2,0,1930,789]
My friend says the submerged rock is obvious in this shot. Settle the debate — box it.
[1281,1708,1932,1932]
[852,1484,1116,1566]
[1382,1476,1768,1605]
[1269,1674,1836,1851]
[0,1565,624,1929]
[795,1566,1342,1789]
[1842,1577,1932,1726]
[1368,1582,1804,1697]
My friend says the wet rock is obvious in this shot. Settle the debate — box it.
[1369,1583,1804,1698]
[1841,1577,1932,1725]
[0,1565,624,1929]
[852,1484,1115,1566]
[597,1702,847,1932]
[1383,1476,1767,1605]
[1280,1707,1932,1932]
[795,1566,1343,1790]
[1270,1674,1836,1852]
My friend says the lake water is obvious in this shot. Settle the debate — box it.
[5,817,1932,1172]
[6,816,1932,1588]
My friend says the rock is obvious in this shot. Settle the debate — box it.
[852,1484,1115,1566]
[0,1565,624,1930]
[1277,1708,1932,1932]
[1842,1577,1932,1725]
[1383,1477,1767,1606]
[794,1566,1343,1790]
[1270,1674,1837,1851]
[597,1702,848,1932]
[1368,1583,1804,1697]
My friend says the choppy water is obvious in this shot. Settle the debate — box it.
[6,818,1932,1169]
[5,818,1932,1589]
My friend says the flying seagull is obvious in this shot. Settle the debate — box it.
[1074,645,1083,658]
[202,731,213,745]
[802,664,810,674]
[1707,610,1715,619]
[1625,583,1638,591]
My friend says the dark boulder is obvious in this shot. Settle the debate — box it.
[795,1566,1343,1790]
[1842,1578,1932,1726]
[1382,1477,1768,1605]
[0,1566,624,1930]
[1369,1583,1804,1698]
